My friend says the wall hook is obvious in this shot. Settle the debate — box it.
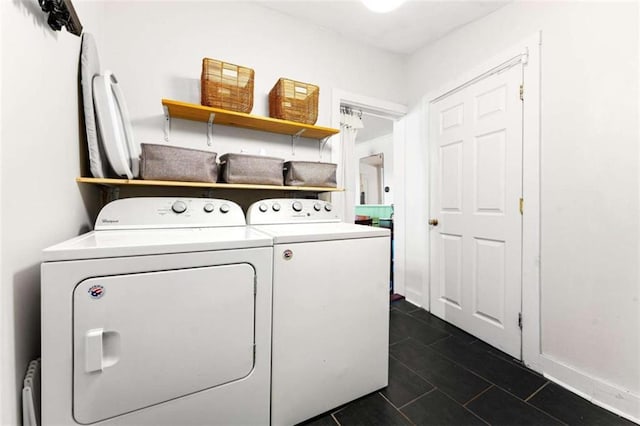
[39,0,82,36]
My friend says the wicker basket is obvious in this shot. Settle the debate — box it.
[201,58,254,113]
[269,78,319,125]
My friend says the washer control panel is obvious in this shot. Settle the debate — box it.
[95,197,246,230]
[246,199,340,224]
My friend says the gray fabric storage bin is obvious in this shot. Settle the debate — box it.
[140,143,218,182]
[219,153,284,185]
[284,161,337,188]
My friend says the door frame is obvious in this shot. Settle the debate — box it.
[330,90,407,295]
[422,33,541,368]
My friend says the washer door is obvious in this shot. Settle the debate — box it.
[73,264,255,424]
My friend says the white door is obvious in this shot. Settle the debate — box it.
[429,64,523,358]
[73,263,256,424]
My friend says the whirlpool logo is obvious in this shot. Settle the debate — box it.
[101,218,119,224]
[88,285,105,299]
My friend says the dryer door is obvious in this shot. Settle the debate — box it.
[73,263,255,424]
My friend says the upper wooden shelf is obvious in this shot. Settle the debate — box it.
[77,177,343,193]
[162,99,340,140]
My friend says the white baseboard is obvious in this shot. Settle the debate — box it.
[403,289,423,308]
[542,355,640,424]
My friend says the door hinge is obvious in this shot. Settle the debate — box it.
[519,84,524,101]
[519,198,524,215]
[518,313,523,330]
[254,276,257,295]
[253,344,256,359]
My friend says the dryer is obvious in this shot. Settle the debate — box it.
[247,198,390,426]
[41,197,272,426]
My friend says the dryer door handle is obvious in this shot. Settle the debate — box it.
[85,329,121,373]
[85,328,104,373]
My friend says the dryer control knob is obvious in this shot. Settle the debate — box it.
[324,203,333,212]
[259,203,268,213]
[219,204,230,214]
[272,202,281,212]
[203,203,215,213]
[292,201,303,212]
[314,202,322,211]
[172,200,187,214]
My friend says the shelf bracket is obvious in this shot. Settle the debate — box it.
[319,136,331,159]
[207,113,216,146]
[163,105,171,142]
[291,129,306,155]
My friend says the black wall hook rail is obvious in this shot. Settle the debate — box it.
[38,0,82,37]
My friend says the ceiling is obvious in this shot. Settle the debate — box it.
[257,0,510,55]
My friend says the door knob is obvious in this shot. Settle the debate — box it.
[429,219,439,226]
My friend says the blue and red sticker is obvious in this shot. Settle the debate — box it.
[88,285,105,299]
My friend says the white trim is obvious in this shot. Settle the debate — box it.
[392,117,406,297]
[520,32,543,374]
[331,89,407,296]
[543,357,640,424]
[432,53,527,103]
[332,90,407,120]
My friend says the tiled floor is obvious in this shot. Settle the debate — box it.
[301,299,637,426]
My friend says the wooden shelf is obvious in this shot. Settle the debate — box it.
[162,99,340,140]
[77,177,343,192]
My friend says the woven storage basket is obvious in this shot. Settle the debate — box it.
[201,58,254,113]
[269,78,318,125]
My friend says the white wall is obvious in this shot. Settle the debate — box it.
[0,2,405,422]
[0,0,4,422]
[406,0,639,420]
[0,1,104,423]
[97,1,406,170]
[355,133,393,205]
[398,107,428,304]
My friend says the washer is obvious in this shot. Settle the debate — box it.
[247,198,391,426]
[41,197,272,426]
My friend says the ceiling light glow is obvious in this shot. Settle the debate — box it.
[361,0,406,13]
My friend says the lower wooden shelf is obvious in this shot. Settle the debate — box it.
[76,177,343,192]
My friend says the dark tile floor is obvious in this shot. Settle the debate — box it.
[301,299,637,426]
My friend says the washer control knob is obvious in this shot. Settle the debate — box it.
[219,204,230,214]
[259,203,268,213]
[272,202,281,212]
[313,202,322,212]
[172,200,187,214]
[292,201,303,212]
[324,203,333,212]
[203,203,215,213]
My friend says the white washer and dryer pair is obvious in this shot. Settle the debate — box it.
[41,198,273,425]
[41,197,390,426]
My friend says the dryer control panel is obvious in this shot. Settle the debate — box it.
[95,197,246,230]
[247,199,340,225]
